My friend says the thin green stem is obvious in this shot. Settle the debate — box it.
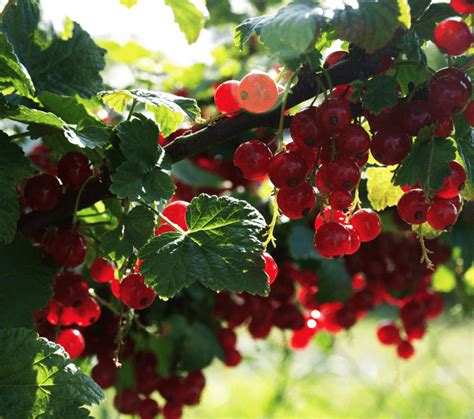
[276,70,299,152]
[9,130,32,140]
[127,99,138,121]
[71,175,97,225]
[140,201,186,234]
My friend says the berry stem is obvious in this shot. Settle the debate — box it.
[127,99,138,122]
[140,201,187,234]
[276,70,299,151]
[321,67,333,97]
[416,224,435,270]
[9,130,32,140]
[72,175,97,225]
[262,193,279,250]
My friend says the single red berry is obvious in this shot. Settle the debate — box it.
[400,300,426,327]
[214,80,240,114]
[397,189,429,225]
[54,272,88,306]
[434,194,463,211]
[238,71,278,114]
[91,358,117,389]
[57,152,92,190]
[314,222,351,258]
[400,100,435,136]
[120,274,156,309]
[370,127,411,165]
[290,326,317,350]
[224,347,242,367]
[233,140,272,180]
[154,224,176,236]
[329,190,353,211]
[315,164,330,195]
[74,297,101,327]
[405,322,426,341]
[27,145,56,175]
[114,389,142,415]
[138,398,160,419]
[162,200,189,231]
[345,224,361,255]
[436,161,466,199]
[162,401,183,419]
[376,321,400,345]
[290,107,329,148]
[335,305,357,329]
[59,306,79,326]
[49,230,88,268]
[217,328,237,349]
[397,340,415,359]
[24,174,61,211]
[418,290,444,319]
[433,19,472,56]
[427,200,458,230]
[351,289,375,312]
[262,251,279,285]
[286,141,319,171]
[335,124,370,158]
[327,157,360,191]
[277,183,316,219]
[451,0,474,13]
[324,50,348,68]
[110,277,121,298]
[429,76,470,118]
[56,328,85,360]
[466,100,474,126]
[314,207,346,230]
[434,116,454,137]
[90,258,115,283]
[318,98,352,132]
[269,150,307,189]
[350,209,382,242]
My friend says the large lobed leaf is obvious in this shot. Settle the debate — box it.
[0,328,104,419]
[164,0,208,44]
[139,194,269,298]
[366,166,404,211]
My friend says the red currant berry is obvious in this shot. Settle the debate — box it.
[315,164,330,195]
[327,157,360,191]
[120,274,156,310]
[56,328,85,360]
[224,347,242,367]
[90,258,115,283]
[314,222,351,258]
[427,200,458,230]
[397,340,415,359]
[28,145,56,176]
[433,19,472,56]
[397,189,429,225]
[434,116,454,137]
[290,107,329,148]
[277,183,316,219]
[335,124,370,158]
[217,328,237,349]
[318,99,352,132]
[435,194,463,211]
[57,152,92,190]
[110,277,121,298]
[24,174,62,211]
[314,207,346,230]
[329,190,353,210]
[400,100,435,136]
[290,326,317,350]
[370,127,411,165]
[269,150,307,188]
[138,398,160,419]
[214,80,240,114]
[466,100,474,126]
[91,358,117,389]
[114,389,141,415]
[432,67,472,96]
[54,272,88,306]
[418,290,444,319]
[154,224,176,236]
[376,321,400,345]
[405,323,426,341]
[345,224,361,255]
[400,300,426,327]
[324,50,348,68]
[262,251,278,285]
[162,200,189,231]
[436,161,466,199]
[350,209,382,242]
[238,71,278,114]
[233,140,272,180]
[451,0,474,13]
[74,297,101,327]
[335,305,357,329]
[351,289,375,312]
[49,230,87,268]
[429,76,470,118]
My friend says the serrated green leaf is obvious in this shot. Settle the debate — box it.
[234,16,271,50]
[394,129,456,197]
[62,123,110,149]
[366,166,405,211]
[98,89,200,137]
[0,235,55,327]
[413,3,458,41]
[391,60,429,96]
[334,0,411,53]
[0,328,104,418]
[38,92,98,124]
[139,195,268,298]
[361,75,399,115]
[0,183,21,244]
[141,168,176,203]
[453,114,474,183]
[180,323,223,371]
[399,31,427,67]
[164,0,207,44]
[123,206,155,249]
[0,34,34,96]
[408,0,430,19]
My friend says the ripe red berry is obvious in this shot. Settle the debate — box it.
[451,0,474,13]
[314,222,351,258]
[466,100,474,126]
[269,150,307,189]
[429,76,470,118]
[400,300,426,327]
[315,164,330,195]
[233,140,272,180]
[114,389,141,415]
[49,230,88,268]
[318,98,352,132]
[400,100,435,136]
[397,340,415,359]
[110,277,121,298]
[120,274,156,310]
[335,124,370,158]
[427,200,458,230]
[262,251,278,285]
[238,72,278,114]
[397,189,429,225]
[277,183,316,219]
[24,174,62,211]
[327,157,360,191]
[432,67,472,96]
[90,258,115,283]
[329,191,353,211]
[74,297,101,327]
[138,398,160,419]
[335,305,357,329]
[418,290,444,319]
[436,161,466,199]
[162,200,189,231]
[57,152,92,190]
[224,347,242,367]
[91,358,117,389]
[54,272,88,306]
[376,321,400,345]
[217,328,237,349]
[324,50,348,68]
[56,328,85,359]
[370,128,411,165]
[434,194,463,211]
[345,224,361,255]
[433,19,472,56]
[434,116,454,137]
[214,80,240,114]
[290,107,329,148]
[350,209,382,242]
[314,207,346,230]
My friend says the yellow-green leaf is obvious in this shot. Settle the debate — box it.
[120,0,138,8]
[99,90,133,113]
[366,166,404,211]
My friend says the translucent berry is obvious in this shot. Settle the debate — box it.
[429,76,470,117]
[56,328,85,359]
[24,174,62,211]
[120,274,156,310]
[397,189,429,225]
[436,161,466,198]
[261,252,278,285]
[433,19,472,56]
[318,99,352,132]
[397,340,415,359]
[434,116,454,137]
[400,100,435,136]
[335,124,370,158]
[238,71,278,114]
[314,222,351,258]
[327,157,360,191]
[54,272,88,306]
[160,200,189,232]
[451,0,474,13]
[269,150,307,189]
[329,190,353,211]
[314,207,346,230]
[233,140,272,180]
[376,321,400,345]
[370,128,411,165]
[345,224,361,255]
[57,152,92,190]
[214,80,240,114]
[49,230,87,268]
[350,209,382,242]
[290,107,329,148]
[74,297,101,327]
[90,258,115,283]
[427,200,458,230]
[277,183,316,219]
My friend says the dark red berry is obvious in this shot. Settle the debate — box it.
[350,209,382,242]
[324,50,348,68]
[436,161,466,199]
[262,251,279,284]
[318,99,352,132]
[91,358,117,389]
[351,289,375,312]
[233,140,272,180]
[269,150,307,188]
[290,107,329,148]
[224,347,242,367]
[57,152,92,190]
[49,230,87,268]
[397,340,415,359]
[138,398,160,419]
[335,305,357,329]
[329,190,353,210]
[114,389,141,415]
[427,200,458,230]
[54,272,88,306]
[433,19,472,56]
[217,328,237,349]
[277,183,316,219]
[400,300,426,327]
[24,174,61,211]
[56,328,85,360]
[429,76,470,118]
[120,274,156,310]
[397,189,429,225]
[327,157,360,191]
[314,222,351,258]
[400,100,435,136]
[370,128,411,165]
[432,67,472,96]
[335,124,370,158]
[434,116,454,137]
[376,321,401,345]
[90,258,115,283]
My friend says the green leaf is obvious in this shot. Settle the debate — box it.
[38,92,98,124]
[172,159,225,188]
[98,89,200,137]
[0,328,104,418]
[179,323,222,371]
[234,16,270,50]
[394,128,456,196]
[432,265,456,293]
[139,194,268,298]
[120,0,138,8]
[0,182,21,245]
[0,235,55,328]
[0,34,34,96]
[453,114,474,183]
[366,166,405,211]
[413,3,458,41]
[334,0,411,53]
[391,60,430,96]
[399,31,427,67]
[164,0,207,44]
[408,0,431,19]
[287,224,319,261]
[122,206,155,249]
[359,75,399,115]
[98,40,153,64]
